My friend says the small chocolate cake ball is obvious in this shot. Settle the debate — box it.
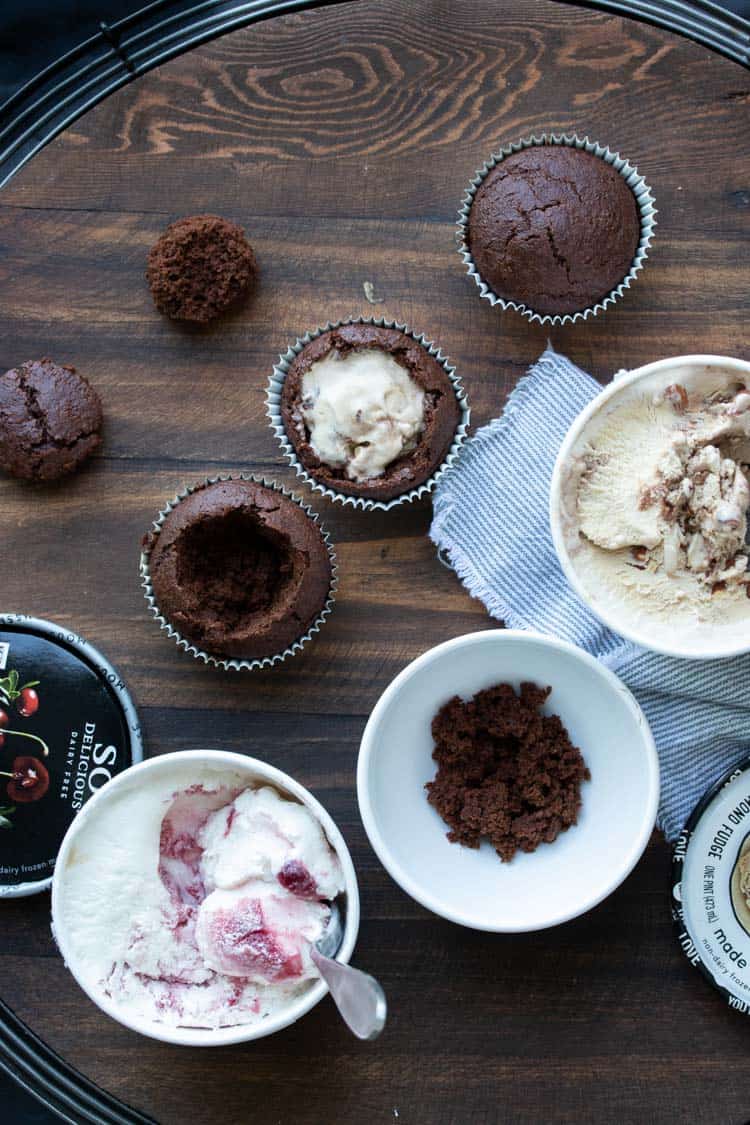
[0,358,103,480]
[146,215,257,323]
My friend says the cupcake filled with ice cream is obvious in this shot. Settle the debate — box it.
[268,318,469,510]
[51,751,358,1045]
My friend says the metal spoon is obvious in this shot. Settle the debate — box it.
[312,898,387,1040]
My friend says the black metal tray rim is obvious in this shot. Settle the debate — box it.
[0,0,748,191]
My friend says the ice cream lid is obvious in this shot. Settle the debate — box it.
[0,614,142,898]
[672,756,750,1014]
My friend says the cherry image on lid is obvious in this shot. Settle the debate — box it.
[0,614,143,897]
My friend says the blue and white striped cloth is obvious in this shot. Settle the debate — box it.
[430,347,750,841]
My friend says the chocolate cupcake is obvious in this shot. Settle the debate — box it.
[141,477,335,668]
[0,358,103,481]
[146,215,257,323]
[459,135,656,325]
[269,319,469,509]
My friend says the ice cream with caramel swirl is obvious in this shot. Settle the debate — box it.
[561,365,750,646]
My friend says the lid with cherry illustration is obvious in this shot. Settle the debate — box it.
[0,614,143,897]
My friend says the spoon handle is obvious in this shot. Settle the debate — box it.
[311,948,387,1040]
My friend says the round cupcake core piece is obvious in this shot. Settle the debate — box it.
[146,215,257,323]
[467,145,640,316]
[281,324,461,502]
[146,480,332,661]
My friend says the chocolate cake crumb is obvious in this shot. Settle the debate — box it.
[146,215,257,323]
[426,682,590,862]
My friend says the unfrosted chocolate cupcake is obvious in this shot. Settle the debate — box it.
[0,358,102,480]
[467,145,640,316]
[144,479,333,662]
[146,215,257,323]
[280,324,461,503]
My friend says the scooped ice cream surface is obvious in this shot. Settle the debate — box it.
[566,367,750,640]
[55,770,344,1029]
[300,348,425,482]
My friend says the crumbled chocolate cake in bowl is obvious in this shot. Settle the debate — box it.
[141,476,336,669]
[357,630,659,932]
[426,682,590,863]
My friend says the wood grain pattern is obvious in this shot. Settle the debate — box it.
[1,1,749,1122]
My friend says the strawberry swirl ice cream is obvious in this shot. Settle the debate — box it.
[53,768,345,1029]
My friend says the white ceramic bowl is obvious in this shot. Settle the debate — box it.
[550,355,750,659]
[51,750,359,1046]
[357,630,658,932]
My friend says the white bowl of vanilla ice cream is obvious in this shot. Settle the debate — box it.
[51,750,359,1045]
[551,355,750,659]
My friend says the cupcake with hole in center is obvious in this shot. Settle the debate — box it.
[141,477,336,670]
[268,319,469,511]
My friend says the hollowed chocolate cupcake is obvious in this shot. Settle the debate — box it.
[276,322,465,505]
[142,478,334,666]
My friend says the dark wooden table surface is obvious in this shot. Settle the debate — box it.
[1,1,749,1121]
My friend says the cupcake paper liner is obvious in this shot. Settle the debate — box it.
[266,315,471,512]
[457,133,657,326]
[139,474,338,672]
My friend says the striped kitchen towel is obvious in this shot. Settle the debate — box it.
[430,347,750,841]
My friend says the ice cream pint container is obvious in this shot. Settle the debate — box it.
[0,614,143,897]
[550,355,750,660]
[672,755,750,1015]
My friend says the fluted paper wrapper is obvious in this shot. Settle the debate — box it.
[266,316,470,512]
[457,133,657,326]
[140,474,337,671]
